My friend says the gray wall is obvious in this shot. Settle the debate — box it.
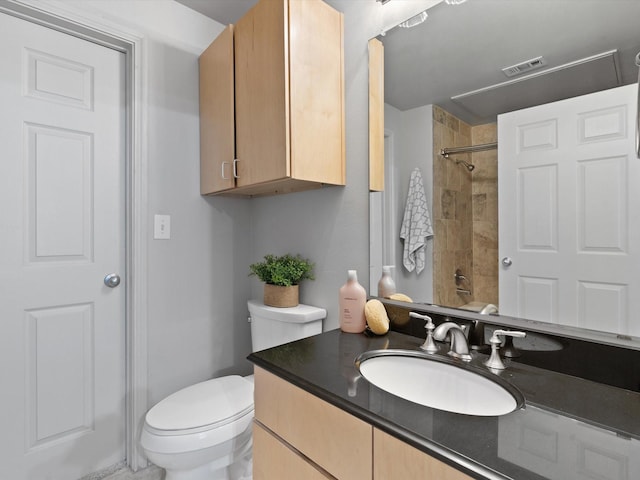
[145,0,437,401]
[249,0,380,332]
[148,0,385,404]
[384,103,434,303]
[127,14,256,405]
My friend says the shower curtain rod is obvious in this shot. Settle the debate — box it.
[440,142,497,158]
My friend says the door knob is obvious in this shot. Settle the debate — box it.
[104,273,121,288]
[501,257,513,267]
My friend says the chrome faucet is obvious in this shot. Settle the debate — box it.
[433,322,472,361]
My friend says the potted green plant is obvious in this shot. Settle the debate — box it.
[249,254,314,307]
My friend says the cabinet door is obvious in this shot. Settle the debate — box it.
[254,367,372,480]
[288,0,345,185]
[234,0,289,187]
[374,428,473,480]
[253,422,331,480]
[199,25,235,194]
[368,38,384,192]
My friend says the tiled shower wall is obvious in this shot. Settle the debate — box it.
[471,123,498,306]
[432,106,473,307]
[432,106,498,308]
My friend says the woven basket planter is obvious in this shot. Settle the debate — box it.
[263,284,299,308]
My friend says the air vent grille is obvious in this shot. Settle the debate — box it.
[502,56,547,77]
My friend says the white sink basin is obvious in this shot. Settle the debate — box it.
[356,349,524,416]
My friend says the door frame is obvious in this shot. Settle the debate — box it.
[0,0,149,470]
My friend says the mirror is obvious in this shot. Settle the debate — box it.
[370,0,640,338]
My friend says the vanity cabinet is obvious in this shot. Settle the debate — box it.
[253,367,472,480]
[253,423,331,479]
[498,405,640,479]
[253,367,371,480]
[199,0,345,197]
[374,428,473,480]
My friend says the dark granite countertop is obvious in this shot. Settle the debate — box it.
[248,329,640,480]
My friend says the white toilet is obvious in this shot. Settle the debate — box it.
[140,300,326,480]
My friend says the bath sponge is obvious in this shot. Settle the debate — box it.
[389,293,413,303]
[365,299,390,335]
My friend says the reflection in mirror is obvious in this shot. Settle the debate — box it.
[369,0,640,338]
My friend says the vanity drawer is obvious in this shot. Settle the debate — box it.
[253,422,331,479]
[374,428,473,480]
[254,367,372,480]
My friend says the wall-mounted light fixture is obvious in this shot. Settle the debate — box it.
[398,10,428,28]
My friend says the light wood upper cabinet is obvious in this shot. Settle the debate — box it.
[369,38,384,192]
[199,25,235,195]
[200,0,345,197]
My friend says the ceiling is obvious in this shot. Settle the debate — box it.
[381,0,640,124]
[174,0,257,25]
[176,0,640,125]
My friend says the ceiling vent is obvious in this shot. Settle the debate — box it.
[451,50,620,123]
[502,56,547,77]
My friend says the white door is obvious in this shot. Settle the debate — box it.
[498,84,640,336]
[0,12,126,479]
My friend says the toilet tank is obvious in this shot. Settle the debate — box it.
[248,299,326,352]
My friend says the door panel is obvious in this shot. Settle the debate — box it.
[0,12,126,479]
[25,304,94,448]
[28,124,94,260]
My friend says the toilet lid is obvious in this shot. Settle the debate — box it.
[146,375,254,431]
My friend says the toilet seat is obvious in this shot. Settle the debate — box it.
[146,375,253,433]
[141,375,254,454]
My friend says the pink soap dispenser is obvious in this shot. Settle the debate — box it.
[339,270,367,333]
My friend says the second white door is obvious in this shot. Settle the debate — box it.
[498,84,640,336]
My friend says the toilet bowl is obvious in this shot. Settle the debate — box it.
[140,301,326,480]
[140,375,253,480]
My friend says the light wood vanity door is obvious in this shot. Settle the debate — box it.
[234,0,289,187]
[369,38,384,192]
[199,25,235,194]
[253,422,331,480]
[289,0,345,185]
[374,429,473,480]
[254,367,372,480]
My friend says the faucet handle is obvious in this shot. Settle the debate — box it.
[491,329,526,342]
[484,330,526,370]
[409,312,439,353]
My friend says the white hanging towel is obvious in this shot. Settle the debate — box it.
[400,168,434,274]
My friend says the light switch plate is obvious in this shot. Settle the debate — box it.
[154,214,171,240]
